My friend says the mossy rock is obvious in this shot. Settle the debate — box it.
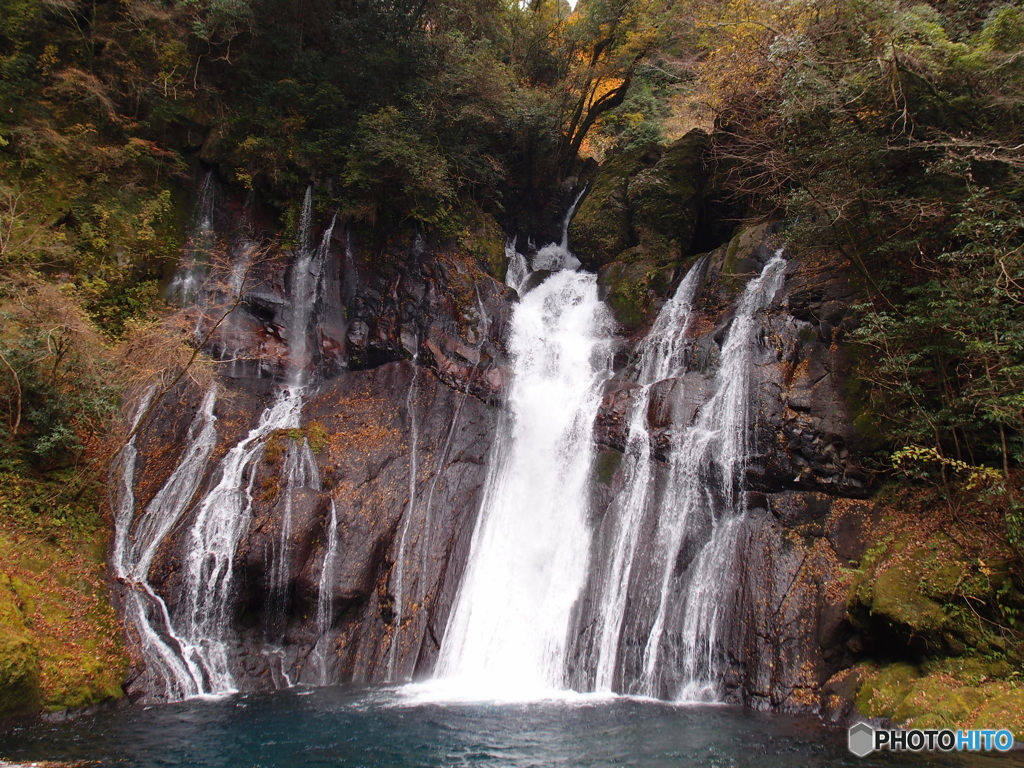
[973,689,1024,737]
[894,677,987,725]
[598,259,664,332]
[459,207,507,280]
[871,550,948,632]
[626,131,706,254]
[849,528,1014,657]
[570,131,708,271]
[855,662,918,717]
[570,151,639,269]
[856,662,1024,738]
[715,223,777,297]
[617,241,680,268]
[0,576,41,717]
[850,534,948,640]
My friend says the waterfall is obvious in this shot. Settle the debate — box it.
[116,185,336,699]
[176,388,305,694]
[313,500,340,685]
[590,256,708,692]
[531,191,584,273]
[173,188,332,694]
[285,188,335,386]
[433,232,613,698]
[636,253,786,700]
[386,357,421,681]
[112,388,219,699]
[168,172,216,308]
[268,437,322,632]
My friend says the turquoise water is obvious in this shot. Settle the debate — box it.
[1,687,1021,767]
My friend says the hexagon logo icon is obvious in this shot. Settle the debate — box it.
[848,722,875,757]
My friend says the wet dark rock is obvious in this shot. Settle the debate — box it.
[127,361,496,698]
[768,492,833,526]
[721,506,858,713]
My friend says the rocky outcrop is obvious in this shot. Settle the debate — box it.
[116,164,882,719]
[570,131,709,332]
[118,216,506,699]
[570,131,708,272]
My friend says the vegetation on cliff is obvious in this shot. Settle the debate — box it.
[682,0,1024,724]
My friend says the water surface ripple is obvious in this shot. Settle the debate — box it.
[2,687,1020,768]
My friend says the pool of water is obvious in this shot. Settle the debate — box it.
[1,687,1020,768]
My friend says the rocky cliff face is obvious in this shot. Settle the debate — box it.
[576,219,875,714]
[116,214,511,699]
[115,146,879,716]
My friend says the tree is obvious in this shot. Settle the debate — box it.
[553,0,666,173]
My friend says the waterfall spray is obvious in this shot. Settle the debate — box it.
[432,213,613,699]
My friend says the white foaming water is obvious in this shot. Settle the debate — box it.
[177,386,305,694]
[591,256,708,691]
[504,241,529,295]
[638,253,786,700]
[432,255,613,699]
[531,192,584,273]
[112,387,219,700]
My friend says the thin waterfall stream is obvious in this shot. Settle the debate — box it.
[313,500,340,685]
[113,186,338,699]
[386,355,421,682]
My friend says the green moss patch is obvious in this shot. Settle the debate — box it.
[266,421,332,466]
[594,448,623,487]
[848,521,1023,660]
[599,260,660,331]
[0,526,126,715]
[0,574,41,717]
[856,663,1024,738]
[458,207,507,280]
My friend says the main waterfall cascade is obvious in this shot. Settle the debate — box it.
[432,237,614,698]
